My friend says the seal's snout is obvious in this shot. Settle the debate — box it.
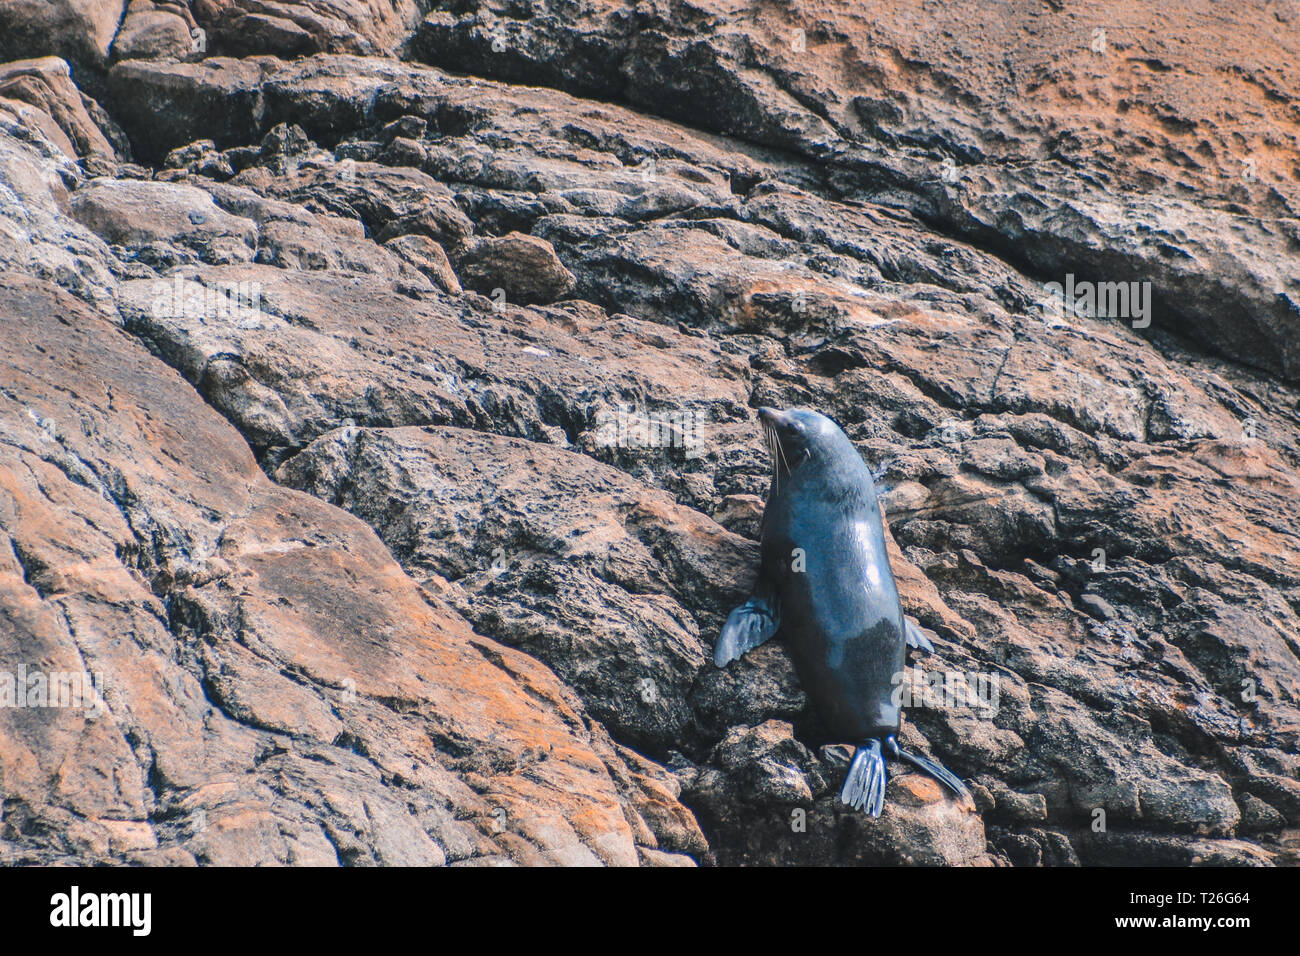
[758,406,793,430]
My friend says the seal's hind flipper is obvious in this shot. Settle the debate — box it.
[887,738,969,801]
[713,593,780,667]
[840,740,887,817]
[904,617,934,653]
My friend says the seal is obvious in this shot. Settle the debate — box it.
[714,406,969,816]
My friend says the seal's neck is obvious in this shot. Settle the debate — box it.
[774,444,875,507]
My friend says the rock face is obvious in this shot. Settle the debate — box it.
[0,57,120,174]
[0,1,127,72]
[0,276,702,865]
[0,1,1298,866]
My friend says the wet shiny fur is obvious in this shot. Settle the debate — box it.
[715,406,968,816]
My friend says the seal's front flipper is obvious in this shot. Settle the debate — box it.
[713,593,779,667]
[886,737,969,801]
[840,740,887,817]
[904,616,934,653]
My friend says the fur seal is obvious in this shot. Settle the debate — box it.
[714,406,969,816]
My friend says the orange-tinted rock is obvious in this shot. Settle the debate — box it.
[0,275,703,865]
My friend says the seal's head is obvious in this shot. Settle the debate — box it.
[759,406,824,470]
[758,406,872,494]
[759,403,847,463]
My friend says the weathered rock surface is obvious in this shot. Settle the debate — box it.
[0,57,120,174]
[454,231,576,304]
[0,275,703,865]
[413,0,1300,383]
[0,1,127,72]
[189,0,431,58]
[1,1,1298,866]
[112,1,200,63]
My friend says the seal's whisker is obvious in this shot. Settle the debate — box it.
[773,425,791,477]
[762,420,785,493]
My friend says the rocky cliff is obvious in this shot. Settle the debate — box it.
[0,0,1298,866]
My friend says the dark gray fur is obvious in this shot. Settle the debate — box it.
[715,406,967,816]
